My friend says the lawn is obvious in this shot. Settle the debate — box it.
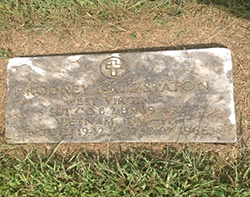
[0,0,250,196]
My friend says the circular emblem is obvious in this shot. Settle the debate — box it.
[99,57,128,79]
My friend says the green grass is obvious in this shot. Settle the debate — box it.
[199,0,250,18]
[0,146,250,196]
[0,0,189,31]
[0,49,10,59]
[1,0,249,32]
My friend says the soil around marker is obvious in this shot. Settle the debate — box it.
[0,1,249,163]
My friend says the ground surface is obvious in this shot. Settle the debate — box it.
[0,0,250,162]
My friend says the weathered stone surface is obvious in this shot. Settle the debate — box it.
[6,48,236,143]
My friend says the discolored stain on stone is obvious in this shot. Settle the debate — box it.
[6,48,236,143]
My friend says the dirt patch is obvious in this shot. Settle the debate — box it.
[0,2,249,162]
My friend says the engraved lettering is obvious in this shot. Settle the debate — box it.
[85,108,95,115]
[144,83,151,92]
[84,118,93,125]
[73,85,80,94]
[104,97,112,105]
[80,128,88,136]
[99,107,105,115]
[118,97,126,105]
[183,81,195,91]
[81,84,88,94]
[121,107,127,114]
[49,86,59,95]
[111,107,117,114]
[197,80,209,91]
[148,106,155,114]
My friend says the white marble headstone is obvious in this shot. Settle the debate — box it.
[6,48,236,143]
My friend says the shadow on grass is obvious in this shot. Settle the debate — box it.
[198,0,250,19]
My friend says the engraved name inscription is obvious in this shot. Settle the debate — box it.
[26,80,209,96]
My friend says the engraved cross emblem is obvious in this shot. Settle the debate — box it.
[105,59,122,76]
[99,57,128,79]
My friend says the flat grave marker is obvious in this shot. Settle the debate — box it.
[6,48,236,143]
